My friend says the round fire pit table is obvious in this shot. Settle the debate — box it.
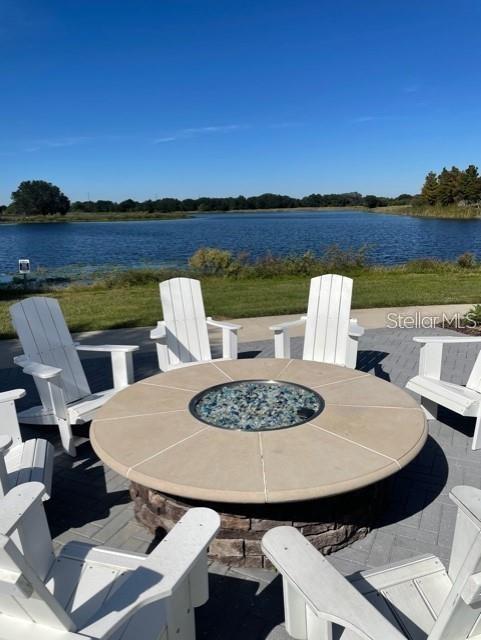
[91,358,427,567]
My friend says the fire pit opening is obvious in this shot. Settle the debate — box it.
[189,379,325,431]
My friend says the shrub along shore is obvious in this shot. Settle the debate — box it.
[0,247,481,338]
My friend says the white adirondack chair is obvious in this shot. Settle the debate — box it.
[406,336,481,451]
[0,389,54,500]
[10,297,139,456]
[150,277,242,371]
[0,481,220,640]
[263,485,481,639]
[269,274,364,369]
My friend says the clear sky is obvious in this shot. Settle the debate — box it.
[1,0,481,203]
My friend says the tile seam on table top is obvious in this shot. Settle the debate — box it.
[308,421,402,468]
[277,358,294,377]
[211,361,235,381]
[311,373,369,389]
[262,464,399,502]
[258,433,269,502]
[94,408,188,422]
[127,426,210,473]
[138,381,198,393]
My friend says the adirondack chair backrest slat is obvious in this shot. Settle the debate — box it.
[303,274,353,365]
[10,298,91,405]
[0,536,74,630]
[0,484,75,630]
[428,534,481,639]
[466,350,481,393]
[428,486,481,639]
[160,278,211,367]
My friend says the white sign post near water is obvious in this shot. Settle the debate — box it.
[18,258,30,290]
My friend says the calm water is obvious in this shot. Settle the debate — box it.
[2,210,481,275]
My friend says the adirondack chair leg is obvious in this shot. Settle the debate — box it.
[110,351,135,389]
[307,609,333,640]
[57,418,76,457]
[47,379,76,456]
[420,397,438,420]
[222,327,238,360]
[154,341,171,372]
[283,577,308,639]
[274,329,290,359]
[188,551,209,607]
[472,410,481,451]
[281,575,335,639]
[164,578,196,640]
[345,335,359,369]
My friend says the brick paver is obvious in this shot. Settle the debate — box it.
[3,325,480,639]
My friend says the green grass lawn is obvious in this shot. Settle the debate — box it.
[1,270,480,338]
[0,211,189,224]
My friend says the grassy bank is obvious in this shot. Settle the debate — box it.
[1,268,480,338]
[0,211,190,224]
[374,204,481,219]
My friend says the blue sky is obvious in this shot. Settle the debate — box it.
[1,0,481,203]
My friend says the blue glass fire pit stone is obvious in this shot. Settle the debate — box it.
[189,380,324,431]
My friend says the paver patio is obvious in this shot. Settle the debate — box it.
[2,324,480,639]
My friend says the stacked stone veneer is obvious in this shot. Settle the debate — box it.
[130,481,386,567]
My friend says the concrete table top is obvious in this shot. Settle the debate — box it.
[91,358,427,504]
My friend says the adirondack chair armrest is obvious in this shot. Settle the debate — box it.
[76,344,138,353]
[0,389,26,403]
[147,506,220,591]
[262,527,405,640]
[269,316,307,332]
[150,321,166,341]
[413,336,481,379]
[270,317,307,359]
[206,318,242,331]
[20,360,62,380]
[81,508,220,640]
[413,336,481,344]
[206,318,241,359]
[349,318,365,337]
[75,344,138,390]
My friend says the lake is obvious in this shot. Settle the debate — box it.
[2,210,481,276]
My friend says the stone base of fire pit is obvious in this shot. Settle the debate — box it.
[130,480,387,567]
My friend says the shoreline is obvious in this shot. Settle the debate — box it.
[0,206,370,224]
[1,204,479,223]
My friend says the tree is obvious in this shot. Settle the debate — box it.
[117,198,137,212]
[11,180,70,216]
[394,193,413,204]
[420,171,440,205]
[460,165,481,203]
[437,167,461,205]
[364,195,381,208]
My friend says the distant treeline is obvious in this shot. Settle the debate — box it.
[421,165,481,206]
[70,191,414,213]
